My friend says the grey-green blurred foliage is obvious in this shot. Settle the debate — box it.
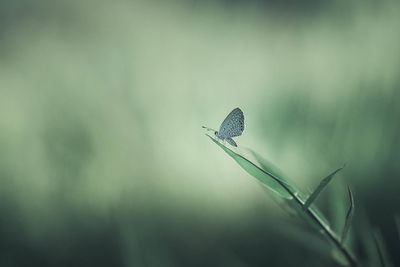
[0,0,399,266]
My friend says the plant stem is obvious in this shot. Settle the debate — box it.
[210,138,360,267]
[306,206,358,267]
[258,166,359,267]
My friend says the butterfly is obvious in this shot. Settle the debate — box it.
[202,107,244,147]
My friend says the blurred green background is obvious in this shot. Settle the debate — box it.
[1,0,399,266]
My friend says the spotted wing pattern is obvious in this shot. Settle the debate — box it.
[218,108,244,138]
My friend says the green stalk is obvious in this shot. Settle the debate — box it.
[255,163,359,267]
[206,135,359,267]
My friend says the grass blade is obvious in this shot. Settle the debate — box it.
[303,164,345,211]
[247,147,330,227]
[244,147,291,183]
[206,135,294,199]
[341,186,354,244]
[206,135,359,267]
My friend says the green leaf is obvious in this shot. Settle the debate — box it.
[206,135,359,267]
[207,135,332,228]
[245,147,331,227]
[341,186,354,244]
[303,165,345,211]
[207,135,332,232]
[244,147,291,183]
[206,135,293,199]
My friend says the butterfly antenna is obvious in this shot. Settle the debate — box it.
[202,126,217,132]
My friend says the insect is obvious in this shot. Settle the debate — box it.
[202,107,244,147]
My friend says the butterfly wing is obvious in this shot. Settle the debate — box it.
[218,108,244,138]
[226,137,237,147]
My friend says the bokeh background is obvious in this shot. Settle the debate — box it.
[1,0,399,266]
